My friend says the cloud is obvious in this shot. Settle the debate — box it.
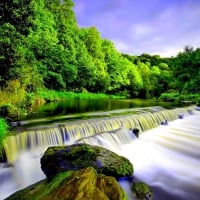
[73,0,200,57]
[114,40,130,52]
[131,24,154,38]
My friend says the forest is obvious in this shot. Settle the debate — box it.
[0,0,200,118]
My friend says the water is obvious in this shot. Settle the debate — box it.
[121,110,200,200]
[20,98,179,121]
[1,107,200,199]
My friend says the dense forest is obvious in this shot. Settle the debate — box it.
[0,0,200,114]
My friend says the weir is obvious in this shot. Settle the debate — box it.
[3,106,192,163]
[0,105,200,200]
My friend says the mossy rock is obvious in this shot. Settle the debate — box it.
[41,143,133,179]
[131,182,152,200]
[6,167,127,200]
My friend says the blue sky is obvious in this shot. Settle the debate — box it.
[73,0,200,57]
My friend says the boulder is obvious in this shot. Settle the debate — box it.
[6,167,127,200]
[41,143,133,179]
[131,182,152,200]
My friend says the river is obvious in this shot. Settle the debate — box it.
[0,99,199,199]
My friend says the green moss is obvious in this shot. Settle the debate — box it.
[122,190,128,200]
[131,182,152,200]
[6,171,73,200]
[41,144,133,180]
[116,161,133,176]
[37,171,73,199]
[7,167,127,200]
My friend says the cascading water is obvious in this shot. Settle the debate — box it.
[0,106,199,199]
[120,109,200,200]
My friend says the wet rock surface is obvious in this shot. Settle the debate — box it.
[40,143,133,179]
[6,167,127,200]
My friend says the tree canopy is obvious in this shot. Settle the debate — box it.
[0,0,199,100]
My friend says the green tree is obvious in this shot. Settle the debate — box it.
[137,61,152,98]
[102,40,132,93]
[171,46,198,96]
[0,0,33,35]
[80,28,109,92]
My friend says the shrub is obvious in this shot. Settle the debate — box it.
[0,118,9,159]
[0,118,8,145]
[159,93,179,102]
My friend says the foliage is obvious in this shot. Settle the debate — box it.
[0,118,9,158]
[35,90,123,102]
[159,93,180,102]
[160,92,200,103]
[0,118,8,146]
[171,46,200,95]
[0,80,26,111]
[0,0,200,113]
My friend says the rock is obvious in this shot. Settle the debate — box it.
[178,114,184,119]
[41,143,133,179]
[132,128,140,137]
[131,182,152,200]
[160,120,168,125]
[6,167,127,200]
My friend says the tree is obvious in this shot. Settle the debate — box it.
[137,61,152,98]
[102,40,132,93]
[0,0,33,35]
[80,28,109,92]
[0,23,26,86]
[172,46,196,95]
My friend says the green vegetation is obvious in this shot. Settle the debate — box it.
[131,182,152,200]
[0,89,124,119]
[35,90,124,101]
[0,0,199,119]
[37,171,73,199]
[0,118,8,146]
[0,118,9,158]
[41,144,133,179]
[160,92,200,103]
[5,171,74,200]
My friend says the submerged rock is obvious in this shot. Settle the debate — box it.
[41,143,133,179]
[6,167,127,200]
[132,128,140,137]
[131,182,152,200]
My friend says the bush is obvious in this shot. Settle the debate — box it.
[35,89,123,102]
[0,118,8,152]
[159,93,179,102]
[160,92,200,104]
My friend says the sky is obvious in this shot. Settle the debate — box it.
[73,0,200,57]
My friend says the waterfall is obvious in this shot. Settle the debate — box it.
[1,105,199,200]
[120,109,200,200]
[77,127,137,153]
[3,106,192,163]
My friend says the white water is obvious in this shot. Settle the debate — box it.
[0,109,200,199]
[121,110,200,200]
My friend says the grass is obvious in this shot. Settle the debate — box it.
[0,86,124,119]
[0,118,8,146]
[160,92,200,103]
[35,90,125,101]
[0,118,9,159]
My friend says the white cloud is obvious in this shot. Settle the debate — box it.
[74,0,200,57]
[131,24,154,38]
[114,40,130,52]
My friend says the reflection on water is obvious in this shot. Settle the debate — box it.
[24,98,180,121]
